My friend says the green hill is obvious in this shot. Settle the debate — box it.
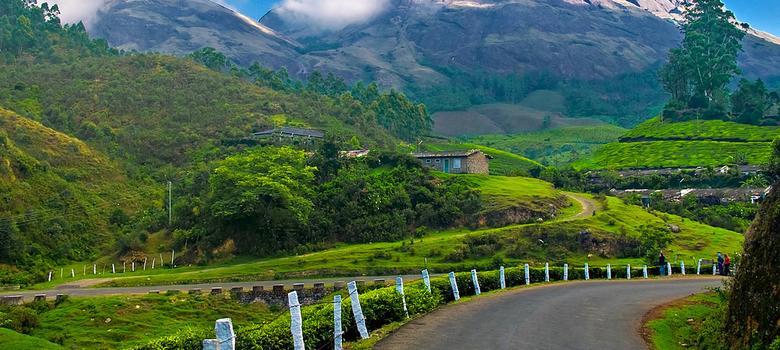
[0,328,62,350]
[577,118,778,170]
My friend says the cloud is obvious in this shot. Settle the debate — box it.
[276,0,391,30]
[48,0,110,28]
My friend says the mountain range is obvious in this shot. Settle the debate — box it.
[87,0,780,131]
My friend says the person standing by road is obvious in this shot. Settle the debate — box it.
[717,252,724,275]
[659,252,667,276]
[724,254,731,276]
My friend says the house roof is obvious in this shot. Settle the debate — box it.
[253,127,325,138]
[411,150,492,159]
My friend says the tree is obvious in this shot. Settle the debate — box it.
[206,146,315,255]
[731,79,770,124]
[660,0,745,115]
[188,47,230,72]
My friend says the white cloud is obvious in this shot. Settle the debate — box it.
[276,0,391,31]
[47,0,110,28]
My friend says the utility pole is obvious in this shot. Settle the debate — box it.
[167,180,172,227]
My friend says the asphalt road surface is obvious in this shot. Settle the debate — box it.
[376,278,723,350]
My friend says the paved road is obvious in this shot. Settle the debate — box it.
[0,274,428,302]
[376,278,723,350]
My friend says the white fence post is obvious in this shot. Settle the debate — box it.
[111,264,115,274]
[499,266,506,289]
[348,281,369,339]
[215,318,236,350]
[448,272,460,301]
[544,263,550,282]
[71,269,75,278]
[288,292,305,350]
[152,258,155,270]
[563,264,569,281]
[202,339,218,350]
[606,264,612,280]
[713,262,717,275]
[171,249,175,267]
[334,295,343,350]
[93,264,96,275]
[524,264,530,285]
[422,269,432,293]
[471,269,481,295]
[132,261,135,272]
[643,265,648,279]
[144,257,147,271]
[123,262,126,273]
[697,259,702,275]
[667,262,673,276]
[396,277,408,318]
[48,271,52,282]
[681,261,686,276]
[584,263,590,280]
[626,264,631,280]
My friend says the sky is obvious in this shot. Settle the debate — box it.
[222,0,780,36]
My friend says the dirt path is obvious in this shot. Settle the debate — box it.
[566,192,599,220]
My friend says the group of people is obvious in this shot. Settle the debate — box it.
[657,252,731,276]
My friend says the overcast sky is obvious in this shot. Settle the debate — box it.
[223,0,780,36]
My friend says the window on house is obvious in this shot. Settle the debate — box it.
[425,159,431,163]
[435,159,441,163]
[453,158,462,169]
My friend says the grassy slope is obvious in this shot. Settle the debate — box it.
[29,294,274,349]
[578,118,778,170]
[424,142,543,175]
[467,125,627,165]
[646,293,722,350]
[0,328,63,350]
[0,108,152,266]
[623,117,780,142]
[33,193,741,289]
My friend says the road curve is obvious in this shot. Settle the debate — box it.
[376,278,723,350]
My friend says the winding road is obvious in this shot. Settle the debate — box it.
[376,278,723,350]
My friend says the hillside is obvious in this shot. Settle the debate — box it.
[466,125,628,166]
[576,118,779,170]
[422,142,543,176]
[0,108,151,282]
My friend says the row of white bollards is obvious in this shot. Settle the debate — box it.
[47,253,179,282]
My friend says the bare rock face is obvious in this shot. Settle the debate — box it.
[90,0,302,68]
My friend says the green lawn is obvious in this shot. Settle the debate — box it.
[423,142,543,175]
[467,125,628,166]
[29,294,274,349]
[574,140,773,170]
[623,117,780,142]
[45,195,741,289]
[646,293,724,350]
[0,328,63,350]
[457,174,561,211]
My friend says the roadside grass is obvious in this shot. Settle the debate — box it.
[467,125,627,165]
[623,117,780,142]
[0,328,63,349]
[574,140,772,170]
[28,294,274,349]
[44,195,743,289]
[423,142,543,175]
[646,293,725,350]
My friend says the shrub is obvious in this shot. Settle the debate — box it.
[5,307,39,334]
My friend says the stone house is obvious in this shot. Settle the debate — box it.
[411,150,492,174]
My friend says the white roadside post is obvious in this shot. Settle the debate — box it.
[422,269,432,293]
[396,277,409,318]
[152,258,156,270]
[132,261,135,272]
[171,249,175,267]
[524,264,530,285]
[606,264,612,280]
[48,271,52,282]
[697,259,702,275]
[111,264,115,274]
[584,263,590,280]
[348,281,370,339]
[215,318,236,350]
[471,269,481,295]
[643,265,648,279]
[334,295,343,350]
[499,266,506,289]
[93,264,96,275]
[70,269,75,278]
[667,262,673,276]
[563,264,569,281]
[626,264,631,280]
[544,263,550,282]
[143,257,147,271]
[448,272,460,301]
[288,292,305,350]
[202,339,219,350]
[681,261,686,276]
[123,262,126,273]
[160,253,164,268]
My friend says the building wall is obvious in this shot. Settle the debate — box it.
[463,153,489,174]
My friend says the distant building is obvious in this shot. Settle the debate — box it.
[340,149,371,159]
[411,150,492,174]
[252,127,325,144]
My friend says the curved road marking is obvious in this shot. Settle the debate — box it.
[376,278,723,350]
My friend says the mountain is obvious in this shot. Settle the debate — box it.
[89,0,301,68]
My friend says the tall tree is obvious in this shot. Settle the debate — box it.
[661,0,745,112]
[731,79,770,124]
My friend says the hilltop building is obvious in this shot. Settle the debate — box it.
[252,127,324,146]
[411,150,492,174]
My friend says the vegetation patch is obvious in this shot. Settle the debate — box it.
[621,117,780,142]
